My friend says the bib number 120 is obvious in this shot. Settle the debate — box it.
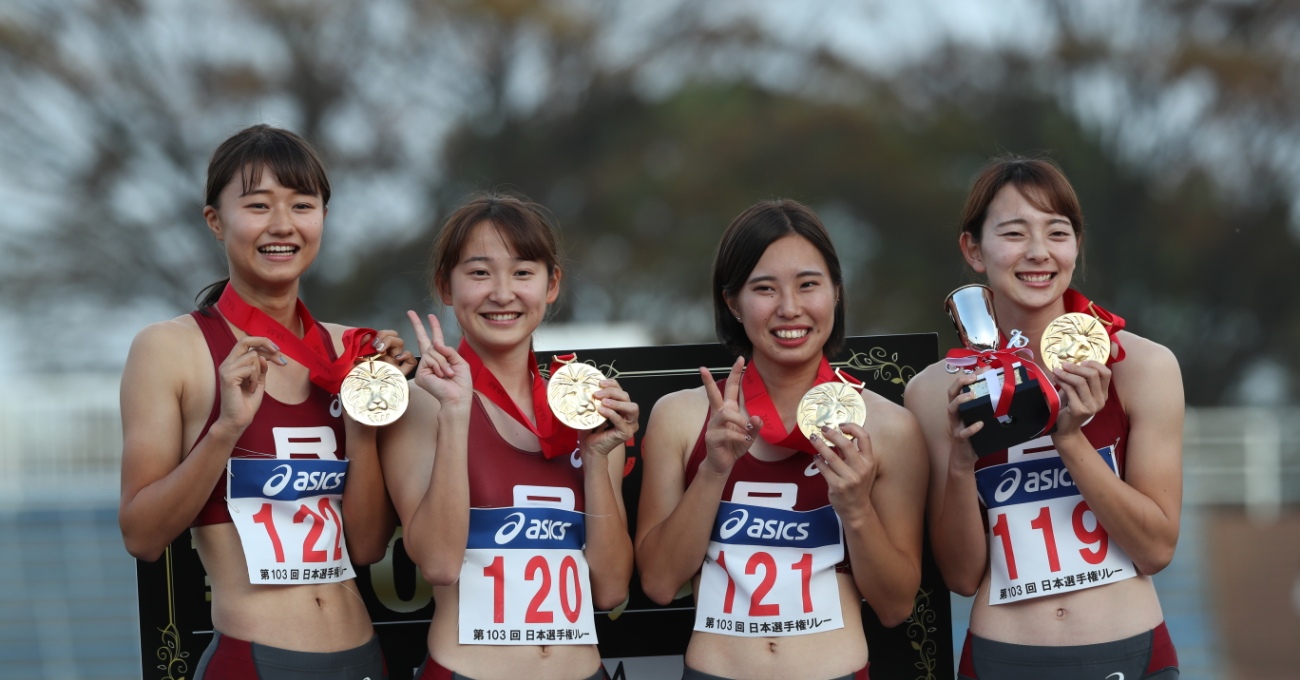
[482,554,583,624]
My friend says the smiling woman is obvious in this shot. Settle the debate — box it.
[904,156,1185,680]
[118,124,416,679]
[377,193,638,680]
[634,199,929,680]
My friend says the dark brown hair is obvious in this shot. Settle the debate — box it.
[713,199,845,358]
[429,193,562,301]
[196,125,331,312]
[961,155,1084,243]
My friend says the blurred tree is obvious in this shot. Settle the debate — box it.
[0,0,1297,403]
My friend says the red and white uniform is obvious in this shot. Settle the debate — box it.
[685,396,848,638]
[457,395,596,645]
[189,310,352,586]
[973,380,1135,604]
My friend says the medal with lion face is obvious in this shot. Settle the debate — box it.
[1041,312,1111,373]
[796,382,866,446]
[547,360,607,430]
[340,356,410,426]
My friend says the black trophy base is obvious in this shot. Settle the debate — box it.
[958,365,1056,457]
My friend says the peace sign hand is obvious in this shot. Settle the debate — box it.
[406,311,473,406]
[700,357,762,477]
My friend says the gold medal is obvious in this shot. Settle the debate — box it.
[547,359,607,430]
[796,381,866,445]
[1041,312,1111,373]
[340,355,410,426]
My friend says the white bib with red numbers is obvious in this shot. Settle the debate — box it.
[694,482,845,637]
[458,485,597,645]
[226,457,353,585]
[975,435,1137,604]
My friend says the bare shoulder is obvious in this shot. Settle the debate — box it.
[902,360,955,417]
[860,389,925,454]
[644,386,709,453]
[1112,331,1180,379]
[1110,330,1183,415]
[126,315,206,374]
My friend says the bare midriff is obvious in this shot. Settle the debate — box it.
[969,572,1163,645]
[194,524,375,652]
[426,583,604,680]
[684,572,868,680]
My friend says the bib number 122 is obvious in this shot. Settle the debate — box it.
[251,497,343,563]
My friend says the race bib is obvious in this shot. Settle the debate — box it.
[695,499,845,637]
[459,504,596,645]
[227,458,353,585]
[975,445,1136,604]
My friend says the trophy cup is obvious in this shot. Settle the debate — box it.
[944,285,1058,457]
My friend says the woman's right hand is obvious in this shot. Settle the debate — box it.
[946,371,984,466]
[215,336,284,435]
[700,357,762,476]
[407,310,473,406]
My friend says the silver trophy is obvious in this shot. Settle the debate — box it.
[944,284,1000,354]
[943,283,1054,455]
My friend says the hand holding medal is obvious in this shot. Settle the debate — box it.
[1040,313,1110,373]
[547,355,608,430]
[796,369,867,446]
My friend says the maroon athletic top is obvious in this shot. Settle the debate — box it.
[189,309,347,527]
[467,393,586,512]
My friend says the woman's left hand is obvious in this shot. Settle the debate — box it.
[369,329,418,376]
[1051,359,1111,435]
[811,422,878,521]
[578,379,640,459]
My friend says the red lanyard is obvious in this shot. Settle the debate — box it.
[1062,289,1126,363]
[740,356,862,455]
[458,340,579,459]
[215,285,376,394]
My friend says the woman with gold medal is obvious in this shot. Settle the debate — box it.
[118,125,414,678]
[377,194,638,679]
[904,156,1184,679]
[635,200,929,679]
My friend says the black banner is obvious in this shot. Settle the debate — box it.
[137,334,952,679]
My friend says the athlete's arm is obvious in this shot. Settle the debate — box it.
[1050,333,1183,575]
[119,320,279,561]
[904,365,989,596]
[815,403,928,627]
[327,324,410,565]
[577,380,638,610]
[400,312,474,585]
[636,360,760,605]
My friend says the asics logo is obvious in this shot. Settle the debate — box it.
[329,398,343,418]
[494,512,527,544]
[1106,673,1125,680]
[718,509,749,540]
[570,447,583,469]
[262,464,293,496]
[804,460,821,477]
[994,468,1021,504]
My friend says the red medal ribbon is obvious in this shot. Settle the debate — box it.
[740,356,860,455]
[1063,289,1126,364]
[215,285,377,394]
[458,340,579,459]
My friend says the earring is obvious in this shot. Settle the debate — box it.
[734,316,741,322]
